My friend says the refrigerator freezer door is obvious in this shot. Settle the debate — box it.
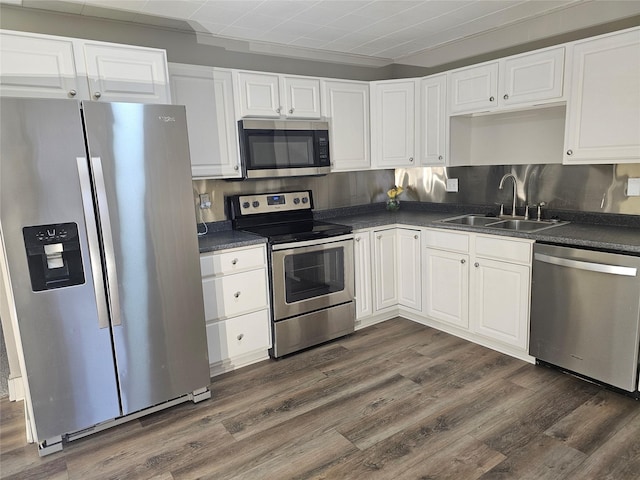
[82,102,209,414]
[0,98,120,440]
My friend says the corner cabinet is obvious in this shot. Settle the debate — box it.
[563,27,640,164]
[200,245,271,376]
[322,80,370,171]
[234,71,321,119]
[449,47,564,114]
[169,64,241,178]
[370,79,419,169]
[0,30,170,104]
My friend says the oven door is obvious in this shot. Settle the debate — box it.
[271,235,354,321]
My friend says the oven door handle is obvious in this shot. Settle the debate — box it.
[271,234,354,251]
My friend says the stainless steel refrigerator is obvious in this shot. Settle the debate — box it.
[0,98,210,455]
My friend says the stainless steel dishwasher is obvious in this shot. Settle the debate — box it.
[529,243,640,394]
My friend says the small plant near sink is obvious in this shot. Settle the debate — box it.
[386,185,403,211]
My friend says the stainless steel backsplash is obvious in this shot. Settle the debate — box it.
[396,164,640,215]
[193,164,640,222]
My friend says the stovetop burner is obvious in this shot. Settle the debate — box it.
[227,190,352,244]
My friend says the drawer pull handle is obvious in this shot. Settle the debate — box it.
[231,258,238,265]
[237,333,244,341]
[234,291,241,298]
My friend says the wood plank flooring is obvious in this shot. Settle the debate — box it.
[1,317,640,479]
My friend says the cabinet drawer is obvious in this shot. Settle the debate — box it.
[206,309,270,364]
[424,229,469,253]
[200,245,266,277]
[202,269,268,320]
[475,235,532,264]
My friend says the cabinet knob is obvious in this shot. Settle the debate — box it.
[409,157,414,163]
[489,96,495,102]
[237,333,244,341]
[234,291,241,298]
[276,107,281,114]
[355,237,361,242]
[234,165,239,171]
[474,262,480,268]
[231,258,238,265]
[566,149,573,156]
[414,235,418,239]
[94,91,102,99]
[438,155,443,160]
[503,94,509,100]
[69,89,77,97]
[289,108,294,114]
[461,259,466,264]
[377,235,382,239]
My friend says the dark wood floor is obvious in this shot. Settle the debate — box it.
[1,317,640,479]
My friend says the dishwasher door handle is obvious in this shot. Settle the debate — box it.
[535,253,638,277]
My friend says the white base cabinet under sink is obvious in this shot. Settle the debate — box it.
[200,244,271,376]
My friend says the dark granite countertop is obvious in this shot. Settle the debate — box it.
[198,202,640,255]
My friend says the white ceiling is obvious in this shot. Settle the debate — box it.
[4,0,640,66]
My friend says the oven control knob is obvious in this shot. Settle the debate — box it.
[242,202,250,209]
[301,197,309,204]
[252,201,260,208]
[293,198,300,205]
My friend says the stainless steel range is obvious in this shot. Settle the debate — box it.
[228,190,355,357]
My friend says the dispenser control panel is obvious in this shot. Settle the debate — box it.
[23,222,85,291]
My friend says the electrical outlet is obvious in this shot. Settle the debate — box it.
[199,193,211,209]
[446,178,459,192]
[627,178,640,197]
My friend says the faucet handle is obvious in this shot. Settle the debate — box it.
[536,202,546,221]
[524,204,530,220]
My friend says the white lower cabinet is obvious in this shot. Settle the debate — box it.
[422,229,533,360]
[373,228,398,311]
[354,230,373,321]
[200,244,271,376]
[396,228,422,311]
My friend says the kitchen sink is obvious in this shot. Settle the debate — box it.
[438,214,567,233]
[439,214,501,226]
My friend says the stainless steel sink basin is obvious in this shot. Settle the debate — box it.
[439,214,500,226]
[438,214,567,233]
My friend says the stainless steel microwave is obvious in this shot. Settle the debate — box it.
[238,119,331,179]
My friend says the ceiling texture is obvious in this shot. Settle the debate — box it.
[3,0,640,67]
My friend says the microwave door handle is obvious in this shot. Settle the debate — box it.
[76,157,110,329]
[535,253,638,277]
[90,156,123,326]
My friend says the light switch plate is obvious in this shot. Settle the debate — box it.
[446,178,459,192]
[627,178,640,197]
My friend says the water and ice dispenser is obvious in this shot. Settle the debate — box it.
[23,222,85,291]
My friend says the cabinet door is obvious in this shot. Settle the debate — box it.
[397,229,421,311]
[353,231,373,320]
[83,43,170,103]
[471,258,530,349]
[236,72,281,118]
[323,80,370,171]
[501,47,564,107]
[169,64,240,178]
[371,80,417,168]
[423,248,469,329]
[420,74,447,166]
[373,229,398,311]
[564,28,640,164]
[449,63,498,114]
[0,32,84,99]
[205,309,270,365]
[281,76,321,118]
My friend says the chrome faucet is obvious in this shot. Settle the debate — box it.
[498,173,518,217]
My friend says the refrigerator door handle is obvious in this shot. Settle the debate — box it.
[90,156,122,327]
[76,157,110,329]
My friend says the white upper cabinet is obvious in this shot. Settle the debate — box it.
[322,80,370,171]
[169,64,240,178]
[371,79,419,169]
[449,47,565,114]
[420,74,447,166]
[235,71,321,119]
[0,31,83,99]
[0,30,170,104]
[83,43,170,104]
[563,28,640,164]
